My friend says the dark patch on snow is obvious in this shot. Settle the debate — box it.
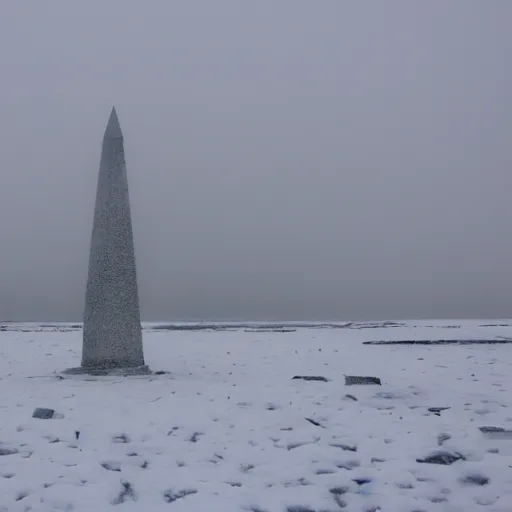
[459,473,489,486]
[284,478,311,487]
[305,417,325,428]
[112,434,130,443]
[479,426,512,438]
[286,507,316,512]
[329,486,349,508]
[287,442,309,450]
[0,447,18,456]
[344,394,358,401]
[151,322,351,332]
[330,443,357,452]
[353,478,372,485]
[345,376,381,386]
[189,432,203,443]
[429,496,448,503]
[396,482,414,489]
[101,461,121,472]
[428,407,450,415]
[364,339,512,345]
[437,433,451,446]
[112,481,136,504]
[15,490,30,501]
[245,328,296,333]
[292,375,329,382]
[240,463,255,473]
[32,407,55,419]
[335,459,360,470]
[163,488,197,503]
[416,451,464,465]
[315,468,336,475]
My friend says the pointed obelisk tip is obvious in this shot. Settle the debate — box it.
[104,106,123,139]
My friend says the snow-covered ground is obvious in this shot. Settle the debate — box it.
[1,320,512,512]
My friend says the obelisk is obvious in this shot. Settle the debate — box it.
[66,107,148,375]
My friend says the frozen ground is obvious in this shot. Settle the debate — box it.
[1,320,512,512]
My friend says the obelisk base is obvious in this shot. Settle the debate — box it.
[63,365,151,377]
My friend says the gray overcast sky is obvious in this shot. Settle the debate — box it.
[0,1,510,322]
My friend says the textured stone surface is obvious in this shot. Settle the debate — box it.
[80,108,145,371]
[32,407,55,419]
[345,375,381,385]
[291,375,329,382]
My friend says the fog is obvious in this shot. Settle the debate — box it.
[0,1,510,322]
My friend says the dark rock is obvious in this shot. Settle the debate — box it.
[329,486,348,496]
[16,490,30,501]
[163,488,197,503]
[286,507,316,512]
[112,434,130,443]
[459,473,489,486]
[364,339,512,345]
[344,394,358,401]
[292,375,329,382]
[305,417,325,428]
[437,433,451,446]
[189,432,203,443]
[330,443,357,452]
[396,482,414,489]
[479,426,512,438]
[479,425,505,433]
[315,468,336,475]
[330,486,348,508]
[353,478,372,485]
[112,480,136,504]
[428,407,450,416]
[335,459,360,470]
[345,376,381,386]
[32,408,55,419]
[101,461,121,472]
[416,451,464,465]
[0,447,18,456]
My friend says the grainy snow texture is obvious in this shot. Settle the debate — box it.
[1,320,512,511]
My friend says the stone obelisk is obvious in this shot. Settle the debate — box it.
[66,107,148,375]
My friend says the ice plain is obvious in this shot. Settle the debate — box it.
[1,320,512,512]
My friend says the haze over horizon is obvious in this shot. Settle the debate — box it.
[0,1,510,322]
